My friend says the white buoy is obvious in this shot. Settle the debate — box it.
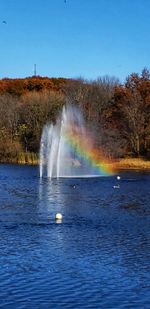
[117,176,121,180]
[113,185,120,189]
[55,213,63,220]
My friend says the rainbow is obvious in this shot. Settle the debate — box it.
[64,125,116,176]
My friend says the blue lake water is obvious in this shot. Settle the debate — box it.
[0,164,150,309]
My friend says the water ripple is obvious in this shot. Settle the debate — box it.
[0,166,150,308]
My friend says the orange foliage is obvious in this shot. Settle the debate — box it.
[0,76,69,96]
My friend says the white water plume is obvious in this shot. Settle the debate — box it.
[39,105,102,178]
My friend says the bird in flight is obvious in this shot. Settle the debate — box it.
[2,20,7,24]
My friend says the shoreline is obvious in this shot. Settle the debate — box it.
[115,158,150,170]
[1,158,150,170]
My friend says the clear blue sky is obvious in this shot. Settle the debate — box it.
[0,0,150,82]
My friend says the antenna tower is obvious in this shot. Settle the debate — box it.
[34,64,37,76]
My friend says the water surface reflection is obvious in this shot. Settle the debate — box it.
[0,165,149,308]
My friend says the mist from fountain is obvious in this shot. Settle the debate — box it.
[39,104,111,178]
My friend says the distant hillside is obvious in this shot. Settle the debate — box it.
[0,76,70,96]
[0,69,150,163]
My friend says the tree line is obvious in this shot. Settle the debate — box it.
[0,69,150,163]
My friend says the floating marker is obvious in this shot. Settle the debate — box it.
[113,185,120,189]
[55,213,63,220]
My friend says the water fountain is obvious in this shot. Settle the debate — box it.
[39,104,114,178]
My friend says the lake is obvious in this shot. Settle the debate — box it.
[0,164,149,308]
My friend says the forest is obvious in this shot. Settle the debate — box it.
[0,68,150,164]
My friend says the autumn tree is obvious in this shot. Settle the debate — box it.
[114,69,150,156]
[63,76,121,157]
[0,94,23,161]
[0,94,20,140]
[19,90,65,152]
